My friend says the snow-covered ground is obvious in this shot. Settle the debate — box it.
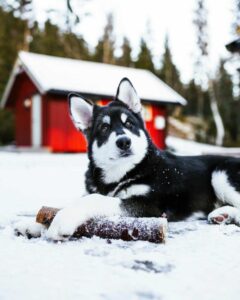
[1,149,240,300]
[167,136,240,156]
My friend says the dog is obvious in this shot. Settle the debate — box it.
[16,78,240,240]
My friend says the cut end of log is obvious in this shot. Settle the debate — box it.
[36,206,60,226]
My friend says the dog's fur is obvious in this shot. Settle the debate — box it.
[16,78,240,240]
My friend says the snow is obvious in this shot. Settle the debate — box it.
[1,151,240,300]
[167,136,240,156]
[1,52,187,108]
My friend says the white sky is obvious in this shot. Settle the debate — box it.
[32,0,235,83]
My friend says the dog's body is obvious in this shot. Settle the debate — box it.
[16,78,240,240]
[79,82,240,222]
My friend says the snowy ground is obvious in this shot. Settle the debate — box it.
[1,148,240,300]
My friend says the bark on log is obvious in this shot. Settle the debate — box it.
[36,206,167,243]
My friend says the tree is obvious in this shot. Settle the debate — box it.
[0,7,25,97]
[158,36,183,95]
[135,38,155,73]
[0,109,14,145]
[92,14,115,64]
[3,0,34,51]
[183,79,200,116]
[117,37,133,67]
[62,32,90,60]
[215,60,237,144]
[194,0,224,145]
[30,20,65,57]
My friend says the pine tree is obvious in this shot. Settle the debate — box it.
[92,40,104,62]
[62,32,90,60]
[117,37,132,67]
[3,0,34,51]
[215,60,237,144]
[0,108,14,145]
[0,7,25,97]
[183,79,200,116]
[194,0,224,145]
[135,38,155,73]
[158,36,183,95]
[30,20,65,57]
[92,14,115,64]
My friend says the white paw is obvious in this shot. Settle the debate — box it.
[14,219,45,238]
[45,206,85,241]
[208,206,240,225]
[46,194,121,241]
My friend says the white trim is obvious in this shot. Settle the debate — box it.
[19,52,45,94]
[31,94,42,148]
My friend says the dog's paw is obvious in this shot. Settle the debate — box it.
[45,206,85,241]
[46,194,122,241]
[14,219,45,238]
[208,206,240,226]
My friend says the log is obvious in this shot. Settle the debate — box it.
[36,206,167,243]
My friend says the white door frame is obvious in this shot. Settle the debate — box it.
[31,94,42,148]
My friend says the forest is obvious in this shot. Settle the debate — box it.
[0,0,239,147]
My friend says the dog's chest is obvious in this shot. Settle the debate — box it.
[108,179,151,200]
[89,175,151,200]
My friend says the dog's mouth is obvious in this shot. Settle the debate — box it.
[119,150,132,158]
[109,150,132,161]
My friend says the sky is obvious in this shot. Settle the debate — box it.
[32,0,235,83]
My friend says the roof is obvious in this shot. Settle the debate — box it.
[1,51,187,108]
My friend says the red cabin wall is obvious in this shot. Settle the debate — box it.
[145,105,166,149]
[42,97,166,152]
[42,95,87,152]
[7,72,38,146]
[7,74,167,152]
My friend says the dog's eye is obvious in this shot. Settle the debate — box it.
[125,120,133,129]
[100,123,109,134]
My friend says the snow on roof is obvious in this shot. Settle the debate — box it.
[1,51,187,107]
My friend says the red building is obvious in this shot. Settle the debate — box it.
[1,52,186,152]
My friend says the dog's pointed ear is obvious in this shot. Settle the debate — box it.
[115,78,142,114]
[68,93,93,131]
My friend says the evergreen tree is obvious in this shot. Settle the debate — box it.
[135,38,155,73]
[92,14,115,64]
[0,7,25,97]
[30,20,90,60]
[62,32,90,60]
[0,108,14,145]
[30,20,65,57]
[158,36,183,94]
[92,39,104,62]
[117,37,132,67]
[215,60,237,144]
[194,0,224,145]
[183,79,200,116]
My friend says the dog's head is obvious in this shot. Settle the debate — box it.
[68,78,150,183]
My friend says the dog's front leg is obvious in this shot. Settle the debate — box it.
[46,194,122,241]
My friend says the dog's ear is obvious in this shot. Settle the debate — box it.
[115,78,142,114]
[68,93,93,131]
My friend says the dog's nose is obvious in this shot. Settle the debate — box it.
[116,137,131,151]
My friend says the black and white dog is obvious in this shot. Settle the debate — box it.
[17,78,240,240]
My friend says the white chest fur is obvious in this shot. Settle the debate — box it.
[109,183,150,200]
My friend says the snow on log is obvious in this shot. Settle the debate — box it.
[36,206,167,243]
